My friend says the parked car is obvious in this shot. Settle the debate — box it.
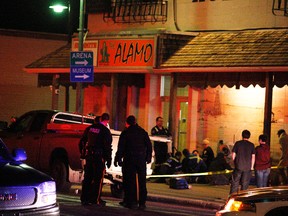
[216,186,288,216]
[0,138,59,215]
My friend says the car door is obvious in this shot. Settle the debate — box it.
[0,111,49,169]
[0,112,35,153]
[21,112,51,168]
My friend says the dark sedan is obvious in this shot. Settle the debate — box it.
[0,138,59,215]
[216,186,288,216]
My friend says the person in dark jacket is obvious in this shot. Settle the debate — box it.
[79,113,112,206]
[201,138,215,169]
[255,134,271,188]
[182,149,207,183]
[159,151,182,175]
[277,129,288,185]
[114,115,152,210]
[151,116,172,166]
[208,152,232,185]
[182,149,207,173]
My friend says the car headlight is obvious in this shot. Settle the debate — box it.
[38,181,57,205]
[224,198,256,212]
[39,181,56,193]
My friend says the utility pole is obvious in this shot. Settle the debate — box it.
[76,0,85,113]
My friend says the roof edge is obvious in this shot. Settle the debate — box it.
[0,28,68,41]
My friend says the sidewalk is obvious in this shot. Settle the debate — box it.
[146,182,229,210]
[71,181,230,211]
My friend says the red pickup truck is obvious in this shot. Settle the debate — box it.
[0,110,172,197]
[0,110,94,192]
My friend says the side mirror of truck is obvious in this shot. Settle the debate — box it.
[0,121,8,130]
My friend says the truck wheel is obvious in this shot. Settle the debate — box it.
[110,181,124,198]
[51,159,70,192]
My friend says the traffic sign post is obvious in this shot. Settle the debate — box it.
[70,51,94,82]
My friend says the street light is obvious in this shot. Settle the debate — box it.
[50,0,86,114]
[49,1,72,41]
[49,5,68,13]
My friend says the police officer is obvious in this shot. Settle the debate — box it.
[114,115,152,210]
[159,151,182,175]
[182,149,207,183]
[79,113,112,206]
[151,116,172,166]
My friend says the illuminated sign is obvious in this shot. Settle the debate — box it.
[98,39,155,67]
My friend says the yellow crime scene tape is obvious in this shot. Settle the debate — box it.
[146,166,279,179]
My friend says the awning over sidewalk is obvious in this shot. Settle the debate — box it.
[159,30,288,68]
[156,29,288,88]
[176,72,288,88]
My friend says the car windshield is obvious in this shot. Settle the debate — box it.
[0,138,11,160]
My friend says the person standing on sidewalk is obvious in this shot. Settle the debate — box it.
[151,116,172,168]
[79,113,112,206]
[230,130,255,194]
[254,134,271,188]
[114,115,152,210]
[277,129,288,185]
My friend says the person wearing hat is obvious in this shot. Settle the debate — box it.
[277,129,288,185]
[114,115,152,210]
[79,113,112,206]
[201,138,215,169]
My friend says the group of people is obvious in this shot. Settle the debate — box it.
[229,128,288,194]
[79,113,152,210]
[229,130,270,194]
[153,138,233,185]
[77,112,288,209]
[152,128,287,194]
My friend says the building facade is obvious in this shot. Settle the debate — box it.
[24,0,288,163]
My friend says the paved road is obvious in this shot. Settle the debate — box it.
[58,182,232,215]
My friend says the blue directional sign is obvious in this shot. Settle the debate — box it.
[70,51,94,82]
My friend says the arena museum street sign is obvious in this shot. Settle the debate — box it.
[70,51,94,82]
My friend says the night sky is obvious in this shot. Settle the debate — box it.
[0,0,79,34]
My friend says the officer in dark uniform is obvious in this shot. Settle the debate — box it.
[114,115,152,210]
[79,113,112,206]
[151,116,172,167]
[182,149,207,183]
[159,151,182,175]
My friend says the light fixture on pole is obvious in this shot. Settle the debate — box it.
[50,0,86,113]
[49,1,72,42]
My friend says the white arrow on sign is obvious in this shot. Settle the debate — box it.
[75,74,90,79]
[75,59,89,66]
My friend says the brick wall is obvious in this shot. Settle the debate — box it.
[0,31,67,123]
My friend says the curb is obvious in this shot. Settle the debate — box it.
[147,193,224,210]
